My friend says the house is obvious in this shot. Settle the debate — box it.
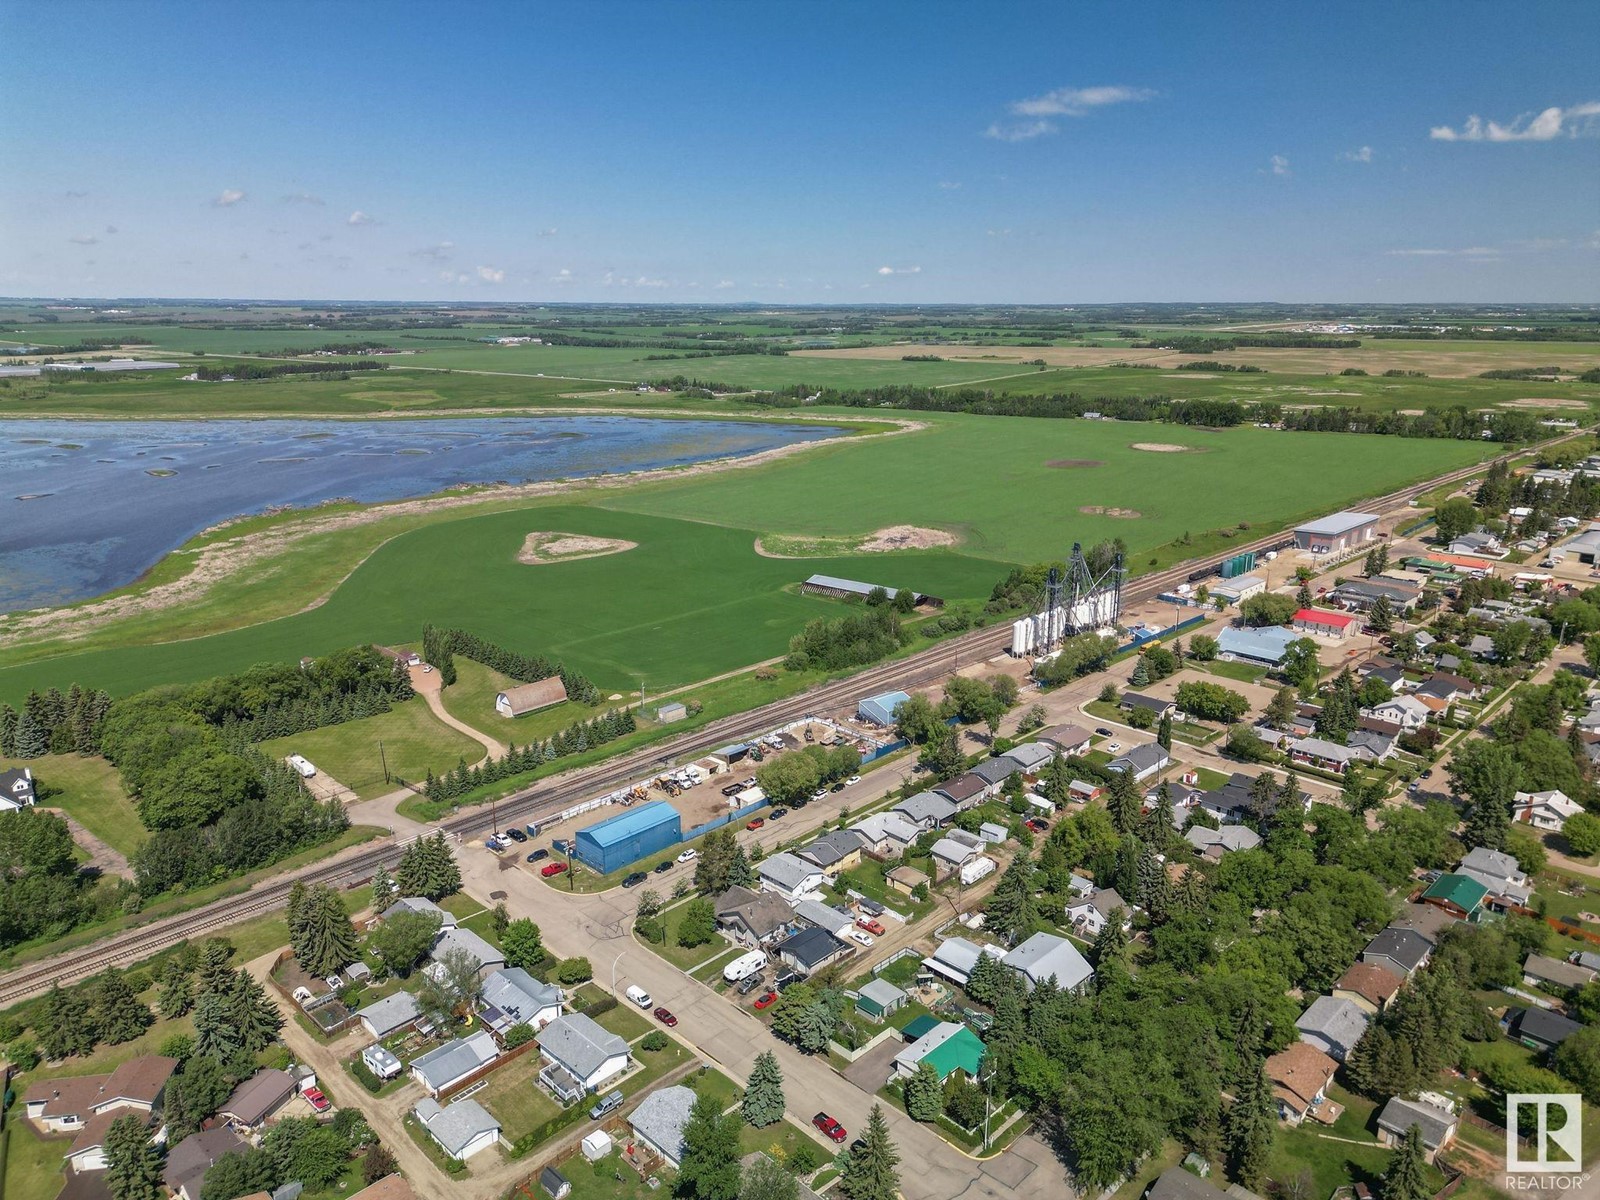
[479,968,563,1037]
[361,1045,403,1081]
[24,1056,177,1133]
[413,1096,501,1161]
[1196,772,1310,825]
[1107,743,1171,782]
[1508,1006,1585,1052]
[1416,673,1479,704]
[383,896,456,930]
[410,1030,500,1098]
[855,978,908,1022]
[1376,1097,1458,1162]
[1265,1042,1340,1125]
[1361,662,1408,690]
[1288,737,1359,775]
[1001,742,1055,773]
[715,885,796,946]
[890,1021,987,1083]
[1185,825,1261,860]
[921,936,1004,986]
[628,1085,697,1169]
[893,792,958,830]
[1458,846,1532,906]
[430,927,506,978]
[1421,872,1489,919]
[495,678,568,718]
[1037,724,1094,756]
[350,1177,416,1200]
[756,852,827,903]
[1514,789,1583,832]
[1066,888,1132,937]
[1295,996,1370,1061]
[1361,927,1434,980]
[1002,932,1094,993]
[1210,574,1266,605]
[1334,963,1403,1015]
[796,829,866,873]
[775,927,851,976]
[357,991,422,1040]
[1068,780,1103,803]
[1121,692,1176,719]
[1524,953,1596,992]
[1367,695,1432,731]
[886,864,930,897]
[851,811,923,856]
[1333,578,1422,613]
[1292,608,1358,640]
[964,757,1019,795]
[929,836,980,878]
[1216,625,1299,667]
[1468,634,1497,660]
[933,774,989,810]
[218,1069,297,1131]
[165,1128,248,1200]
[1346,729,1398,763]
[790,899,854,938]
[1294,511,1380,554]
[0,766,37,811]
[857,690,910,727]
[1146,1167,1230,1200]
[537,1013,632,1102]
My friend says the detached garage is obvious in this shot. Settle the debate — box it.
[574,802,682,874]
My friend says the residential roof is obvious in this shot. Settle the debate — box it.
[538,1013,630,1079]
[358,990,422,1036]
[1460,846,1523,883]
[967,758,1020,786]
[934,774,988,802]
[926,936,1002,981]
[1293,608,1358,630]
[628,1085,697,1164]
[757,852,823,893]
[851,811,923,846]
[480,968,562,1031]
[1185,825,1261,855]
[348,1177,416,1200]
[383,897,453,927]
[1336,962,1403,1007]
[1510,1006,1585,1047]
[432,926,504,971]
[1001,742,1055,770]
[1108,743,1169,775]
[1295,997,1370,1054]
[893,1021,987,1081]
[413,1096,500,1157]
[1376,1097,1457,1150]
[1422,873,1489,913]
[930,836,978,865]
[498,677,568,715]
[1525,953,1596,989]
[776,927,846,970]
[1147,1166,1229,1200]
[1069,887,1129,921]
[165,1128,247,1197]
[1265,1042,1338,1112]
[1002,932,1093,991]
[1037,723,1094,750]
[1121,691,1174,714]
[410,1030,499,1093]
[798,829,867,868]
[716,885,796,939]
[220,1069,296,1127]
[24,1057,178,1120]
[1290,736,1358,763]
[1362,927,1433,974]
[858,978,908,1010]
[578,801,680,848]
[1296,511,1380,537]
[894,792,958,825]
[790,898,853,934]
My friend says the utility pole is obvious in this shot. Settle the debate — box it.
[379,740,389,785]
[610,949,627,997]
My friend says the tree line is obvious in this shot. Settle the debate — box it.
[190,359,387,380]
[421,709,638,803]
[0,682,113,758]
[784,605,910,672]
[422,623,601,704]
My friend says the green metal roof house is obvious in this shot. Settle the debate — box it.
[891,1021,986,1082]
[1421,872,1488,919]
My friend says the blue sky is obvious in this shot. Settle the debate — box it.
[3,0,1597,303]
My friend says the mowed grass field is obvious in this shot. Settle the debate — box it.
[0,412,1489,705]
[259,697,485,798]
[32,752,145,858]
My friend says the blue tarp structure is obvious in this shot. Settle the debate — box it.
[858,690,910,726]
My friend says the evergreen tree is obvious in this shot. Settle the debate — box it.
[157,955,195,1019]
[1040,753,1073,804]
[196,939,236,996]
[984,857,1037,945]
[1265,686,1297,729]
[1297,582,1314,610]
[230,971,284,1053]
[1090,909,1129,967]
[1156,711,1172,751]
[903,1061,942,1122]
[1130,656,1151,687]
[296,886,359,977]
[1224,1061,1276,1191]
[1369,594,1394,633]
[38,982,96,1060]
[838,1104,901,1200]
[369,866,398,911]
[678,1089,743,1200]
[963,950,1005,1005]
[1379,1125,1430,1200]
[192,989,241,1061]
[741,1051,786,1128]
[1107,767,1141,837]
[0,704,15,756]
[12,708,46,758]
[739,1155,798,1200]
[104,1114,164,1200]
[93,969,153,1045]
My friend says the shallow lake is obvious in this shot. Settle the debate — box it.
[0,415,839,612]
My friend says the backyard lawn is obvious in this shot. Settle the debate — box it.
[3,1119,68,1200]
[478,1066,564,1141]
[32,751,145,859]
[596,1002,656,1043]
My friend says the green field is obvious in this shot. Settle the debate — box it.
[259,697,486,798]
[0,409,1491,705]
[33,751,145,858]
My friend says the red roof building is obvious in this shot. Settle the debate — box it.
[1293,608,1358,639]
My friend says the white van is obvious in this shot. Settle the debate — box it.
[625,984,652,1008]
[722,949,767,985]
[287,754,316,778]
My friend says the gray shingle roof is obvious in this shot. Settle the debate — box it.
[1186,825,1261,854]
[967,758,1019,786]
[410,1030,499,1093]
[758,851,823,893]
[480,968,562,1031]
[431,927,504,971]
[357,990,422,1036]
[1108,743,1169,776]
[777,926,846,970]
[413,1096,500,1157]
[1376,1097,1456,1150]
[1295,997,1369,1058]
[894,793,958,826]
[537,1013,630,1080]
[628,1085,696,1166]
[1002,932,1093,991]
[1362,927,1433,974]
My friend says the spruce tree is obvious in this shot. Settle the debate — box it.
[1379,1125,1430,1200]
[230,971,284,1053]
[298,886,359,977]
[196,939,236,996]
[39,982,95,1060]
[839,1104,901,1200]
[1107,767,1140,836]
[192,989,241,1061]
[741,1051,786,1128]
[93,969,153,1045]
[369,866,398,911]
[104,1114,164,1200]
[12,709,46,758]
[157,956,194,1019]
[1224,1061,1276,1190]
[678,1090,742,1200]
[903,1061,942,1122]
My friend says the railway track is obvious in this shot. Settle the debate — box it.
[0,439,1536,1006]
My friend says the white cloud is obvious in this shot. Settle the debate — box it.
[1430,101,1600,142]
[876,265,921,276]
[411,242,455,261]
[986,229,1012,238]
[1340,145,1374,163]
[550,268,575,285]
[104,225,118,235]
[1587,230,1600,251]
[439,269,470,285]
[212,188,247,207]
[714,279,735,289]
[538,227,557,237]
[476,265,504,283]
[1387,245,1502,258]
[347,210,376,226]
[281,192,325,205]
[986,85,1155,142]
[63,190,89,199]
[69,234,99,245]
[1269,155,1291,176]
[938,181,961,190]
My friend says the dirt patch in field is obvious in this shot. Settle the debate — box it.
[1047,459,1103,469]
[1131,442,1198,453]
[754,524,957,558]
[516,531,637,564]
[1499,397,1591,410]
[1398,409,1426,416]
[1079,506,1142,518]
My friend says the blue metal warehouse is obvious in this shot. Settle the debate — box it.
[574,802,683,874]
[857,690,910,726]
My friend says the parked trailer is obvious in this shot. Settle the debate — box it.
[288,755,317,778]
[960,856,997,886]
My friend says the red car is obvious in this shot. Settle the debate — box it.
[746,817,765,830]
[303,1086,330,1113]
[540,861,568,878]
[855,917,885,936]
[1025,818,1049,834]
[653,1006,678,1027]
[813,1112,847,1143]
[753,990,778,1009]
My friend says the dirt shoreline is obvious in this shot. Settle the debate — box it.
[0,412,923,650]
